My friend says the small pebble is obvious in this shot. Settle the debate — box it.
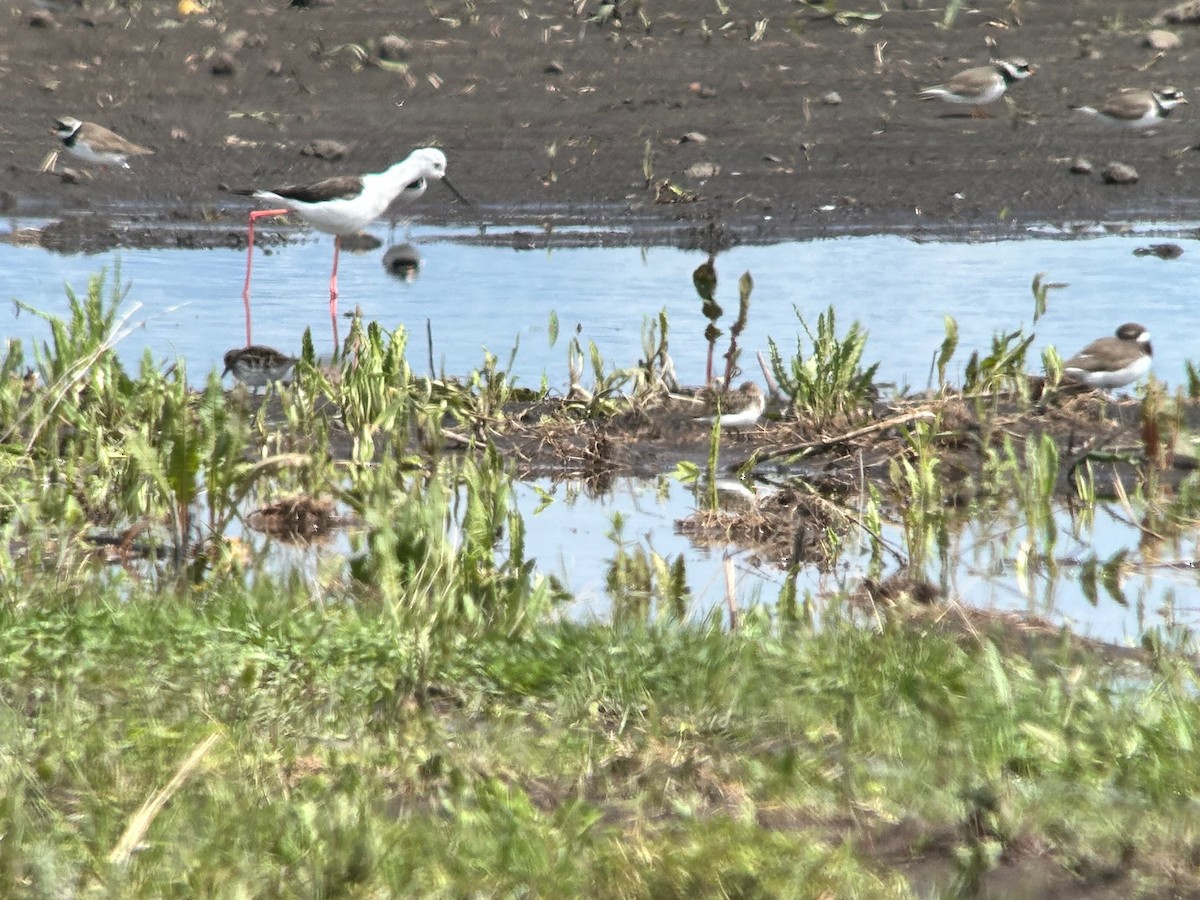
[28,10,58,27]
[1069,158,1093,175]
[378,34,410,62]
[1145,29,1181,49]
[1101,162,1139,185]
[680,131,708,143]
[686,162,720,179]
[544,60,564,74]
[821,91,842,105]
[210,52,237,76]
[223,29,249,52]
[301,139,349,161]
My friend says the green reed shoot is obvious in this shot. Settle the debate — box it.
[720,272,753,388]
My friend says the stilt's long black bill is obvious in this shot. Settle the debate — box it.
[440,175,471,206]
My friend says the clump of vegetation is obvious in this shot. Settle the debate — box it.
[767,305,878,426]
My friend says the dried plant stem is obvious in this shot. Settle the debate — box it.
[108,732,221,867]
[723,554,740,631]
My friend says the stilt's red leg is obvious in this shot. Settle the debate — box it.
[242,208,290,346]
[329,235,342,350]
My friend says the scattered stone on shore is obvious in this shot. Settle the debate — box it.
[301,139,349,161]
[378,34,410,62]
[1153,0,1200,24]
[1069,158,1094,175]
[1144,29,1181,50]
[686,162,720,179]
[544,60,564,74]
[821,91,843,106]
[680,132,708,144]
[210,52,237,76]
[1101,162,1139,185]
[28,10,58,27]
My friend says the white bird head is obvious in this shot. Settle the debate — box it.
[399,147,468,204]
[53,116,83,139]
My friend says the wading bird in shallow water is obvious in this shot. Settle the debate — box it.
[234,147,467,347]
[1061,323,1152,390]
[693,382,766,430]
[1071,88,1188,131]
[917,58,1036,117]
[52,117,153,170]
[222,345,297,392]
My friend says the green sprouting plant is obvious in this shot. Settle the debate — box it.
[934,315,958,390]
[938,0,962,28]
[9,267,139,453]
[963,328,1035,397]
[604,511,689,623]
[562,335,643,416]
[768,305,879,426]
[338,318,416,463]
[721,272,753,388]
[1042,345,1064,389]
[703,413,722,511]
[1186,361,1200,400]
[639,309,676,393]
[1030,272,1067,324]
[889,421,945,572]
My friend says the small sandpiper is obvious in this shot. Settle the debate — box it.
[918,58,1036,117]
[1070,87,1187,131]
[222,345,298,391]
[1061,323,1152,390]
[693,382,766,430]
[53,117,153,169]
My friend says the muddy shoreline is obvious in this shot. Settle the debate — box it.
[3,0,1200,252]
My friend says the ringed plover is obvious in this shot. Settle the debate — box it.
[1061,323,1152,390]
[53,117,153,169]
[918,58,1036,117]
[1070,87,1187,130]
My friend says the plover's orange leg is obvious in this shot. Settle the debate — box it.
[242,208,289,346]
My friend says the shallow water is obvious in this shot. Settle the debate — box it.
[5,219,1199,643]
[5,221,1198,391]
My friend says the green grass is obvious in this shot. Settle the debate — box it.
[3,573,1200,896]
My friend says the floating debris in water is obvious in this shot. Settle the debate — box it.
[1133,243,1183,259]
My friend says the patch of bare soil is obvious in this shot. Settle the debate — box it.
[3,0,1200,250]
